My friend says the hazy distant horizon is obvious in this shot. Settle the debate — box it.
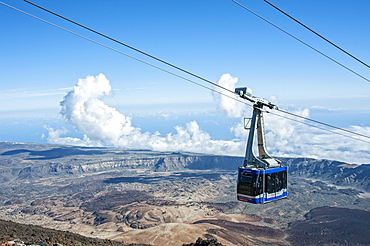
[1,92,369,165]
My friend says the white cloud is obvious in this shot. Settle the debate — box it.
[45,73,370,164]
[212,73,249,118]
[43,125,103,147]
[46,74,243,155]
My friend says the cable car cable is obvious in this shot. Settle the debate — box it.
[231,0,370,83]
[262,0,370,69]
[0,1,247,106]
[276,108,370,140]
[22,0,236,95]
[268,111,370,144]
[2,1,370,143]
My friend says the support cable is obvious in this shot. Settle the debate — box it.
[276,108,370,140]
[22,0,236,95]
[1,1,370,143]
[268,111,370,144]
[0,1,244,106]
[262,0,370,69]
[231,0,370,83]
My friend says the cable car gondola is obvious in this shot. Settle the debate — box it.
[235,87,287,204]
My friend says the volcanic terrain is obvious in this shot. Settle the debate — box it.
[0,142,369,245]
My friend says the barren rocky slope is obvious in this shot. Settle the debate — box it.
[286,206,370,246]
[0,142,369,245]
[0,219,225,246]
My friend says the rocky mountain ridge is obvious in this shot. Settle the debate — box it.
[1,142,369,192]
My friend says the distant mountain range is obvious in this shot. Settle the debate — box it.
[1,142,369,192]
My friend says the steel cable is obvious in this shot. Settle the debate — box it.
[231,0,370,83]
[262,0,370,69]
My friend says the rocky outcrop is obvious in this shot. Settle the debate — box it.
[182,237,225,246]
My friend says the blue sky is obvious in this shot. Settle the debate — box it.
[1,0,369,163]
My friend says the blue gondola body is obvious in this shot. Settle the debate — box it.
[237,166,287,204]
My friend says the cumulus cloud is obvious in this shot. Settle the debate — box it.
[45,74,243,155]
[59,74,138,145]
[44,73,370,164]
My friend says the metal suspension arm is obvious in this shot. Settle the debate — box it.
[236,87,281,168]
